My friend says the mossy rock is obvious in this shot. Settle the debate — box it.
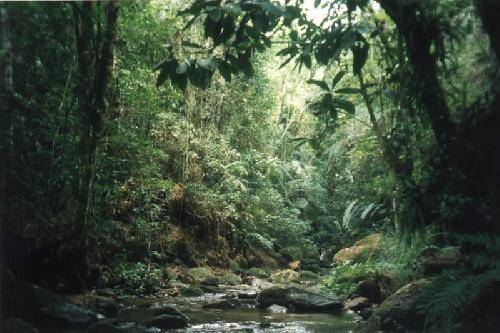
[363,279,429,332]
[247,250,279,269]
[333,234,382,264]
[181,267,217,285]
[218,273,242,286]
[298,270,319,282]
[180,286,204,297]
[248,267,271,278]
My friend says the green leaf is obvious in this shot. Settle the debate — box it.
[224,3,241,17]
[331,70,346,89]
[335,87,361,94]
[301,53,312,69]
[314,0,321,8]
[307,79,330,91]
[277,46,297,57]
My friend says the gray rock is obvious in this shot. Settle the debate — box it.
[257,286,342,313]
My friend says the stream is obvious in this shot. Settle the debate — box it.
[106,283,359,333]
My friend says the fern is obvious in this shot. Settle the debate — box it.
[416,234,500,332]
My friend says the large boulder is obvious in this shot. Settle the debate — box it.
[4,283,96,330]
[333,234,382,263]
[257,286,342,313]
[363,279,429,332]
[181,267,218,285]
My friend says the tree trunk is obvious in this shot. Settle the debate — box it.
[72,1,118,283]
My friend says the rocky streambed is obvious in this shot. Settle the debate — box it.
[2,272,360,333]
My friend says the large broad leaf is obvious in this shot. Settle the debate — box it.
[307,79,330,91]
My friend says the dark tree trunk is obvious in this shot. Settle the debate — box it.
[72,1,118,284]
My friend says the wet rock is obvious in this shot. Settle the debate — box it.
[5,283,97,329]
[218,273,242,285]
[145,314,188,329]
[247,267,270,278]
[271,269,300,284]
[180,286,204,297]
[267,304,288,313]
[151,305,186,319]
[344,297,370,311]
[1,318,38,333]
[333,233,382,263]
[257,286,342,313]
[203,299,237,309]
[363,279,429,332]
[237,291,257,300]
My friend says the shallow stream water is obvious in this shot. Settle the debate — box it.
[115,284,358,333]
